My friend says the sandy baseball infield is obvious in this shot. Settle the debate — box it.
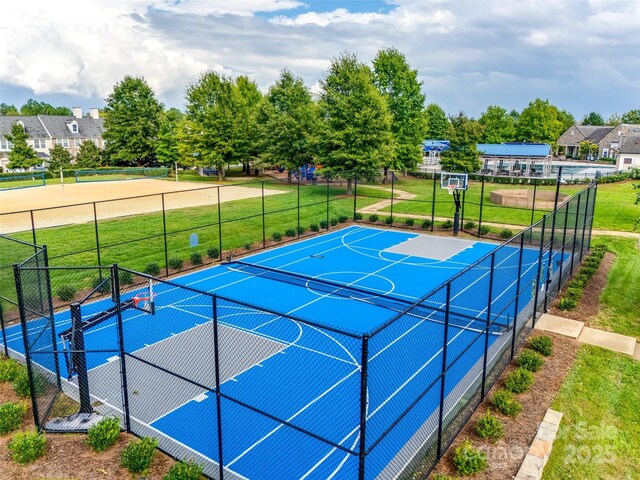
[0,179,286,234]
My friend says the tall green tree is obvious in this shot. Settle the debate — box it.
[5,123,38,170]
[622,108,640,124]
[156,108,183,167]
[424,103,451,140]
[607,113,622,125]
[48,144,73,170]
[515,99,565,144]
[440,112,483,173]
[103,76,163,166]
[582,112,604,125]
[257,70,317,182]
[20,99,71,116]
[479,105,516,143]
[372,48,427,174]
[233,76,263,174]
[0,103,19,115]
[75,140,102,168]
[180,71,237,180]
[317,53,394,193]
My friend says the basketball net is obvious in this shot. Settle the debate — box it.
[447,184,456,195]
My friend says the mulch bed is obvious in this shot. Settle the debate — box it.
[428,332,580,479]
[548,252,615,323]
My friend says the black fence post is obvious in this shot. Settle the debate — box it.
[481,252,496,398]
[530,179,538,226]
[0,304,7,357]
[93,202,102,273]
[70,303,92,415]
[431,174,437,232]
[326,176,330,230]
[161,194,169,276]
[390,172,395,222]
[556,202,571,292]
[297,175,301,238]
[212,296,224,480]
[543,208,559,313]
[511,233,525,359]
[579,187,591,262]
[43,246,62,390]
[437,282,451,457]
[460,189,466,228]
[30,210,37,246]
[113,265,131,432]
[353,174,358,221]
[532,216,547,326]
[217,187,223,260]
[477,175,485,237]
[553,166,563,212]
[261,182,266,248]
[358,335,369,480]
[14,264,41,429]
[585,183,597,251]
[570,195,581,274]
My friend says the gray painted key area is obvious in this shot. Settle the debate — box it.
[386,235,478,260]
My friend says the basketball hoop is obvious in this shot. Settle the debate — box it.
[447,184,456,195]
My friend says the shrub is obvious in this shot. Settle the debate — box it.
[297,226,305,235]
[190,253,203,265]
[91,276,111,294]
[8,430,46,464]
[441,219,454,229]
[144,263,161,276]
[421,219,432,229]
[285,228,296,237]
[479,225,491,235]
[0,358,22,383]
[338,215,349,223]
[120,437,158,474]
[475,410,505,442]
[504,367,534,394]
[0,402,28,435]
[119,271,134,285]
[244,243,252,250]
[354,213,363,221]
[405,218,415,227]
[529,335,553,357]
[517,349,544,372]
[500,228,513,239]
[431,475,455,480]
[310,224,319,232]
[491,388,523,417]
[207,247,220,259]
[330,218,339,226]
[452,439,488,475]
[464,220,476,230]
[272,232,283,241]
[56,285,76,302]
[11,369,32,398]
[86,416,121,452]
[368,214,379,222]
[168,258,184,270]
[164,459,205,480]
[558,297,577,310]
[319,220,328,229]
[385,216,393,225]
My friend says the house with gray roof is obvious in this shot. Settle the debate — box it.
[556,123,640,160]
[617,134,640,171]
[0,107,104,171]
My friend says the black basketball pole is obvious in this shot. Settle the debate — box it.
[70,303,92,414]
[453,190,461,236]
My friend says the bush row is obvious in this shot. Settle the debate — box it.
[558,244,608,310]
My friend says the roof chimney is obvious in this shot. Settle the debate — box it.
[72,107,83,118]
[89,108,100,120]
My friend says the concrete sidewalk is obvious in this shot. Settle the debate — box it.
[535,313,639,358]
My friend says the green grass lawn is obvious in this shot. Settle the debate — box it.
[589,236,640,340]
[543,345,640,480]
[0,176,47,190]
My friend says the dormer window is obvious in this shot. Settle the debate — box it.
[17,120,24,129]
[68,121,79,133]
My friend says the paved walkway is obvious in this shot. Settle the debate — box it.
[535,313,640,360]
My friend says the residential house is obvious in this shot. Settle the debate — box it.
[617,134,640,171]
[556,123,640,159]
[477,143,552,177]
[0,107,104,171]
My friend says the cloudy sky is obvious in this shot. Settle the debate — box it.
[1,0,639,119]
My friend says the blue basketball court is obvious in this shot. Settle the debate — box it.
[3,225,548,479]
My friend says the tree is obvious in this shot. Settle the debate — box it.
[20,99,71,116]
[103,76,163,166]
[317,53,394,193]
[607,113,622,125]
[440,112,483,173]
[372,48,427,173]
[48,144,73,170]
[578,140,599,160]
[582,112,604,125]
[5,123,38,170]
[622,108,640,124]
[479,106,516,143]
[557,109,575,132]
[75,140,102,168]
[515,99,565,144]
[232,76,262,174]
[0,103,19,115]
[180,71,237,180]
[424,103,451,140]
[156,108,183,167]
[257,70,318,182]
